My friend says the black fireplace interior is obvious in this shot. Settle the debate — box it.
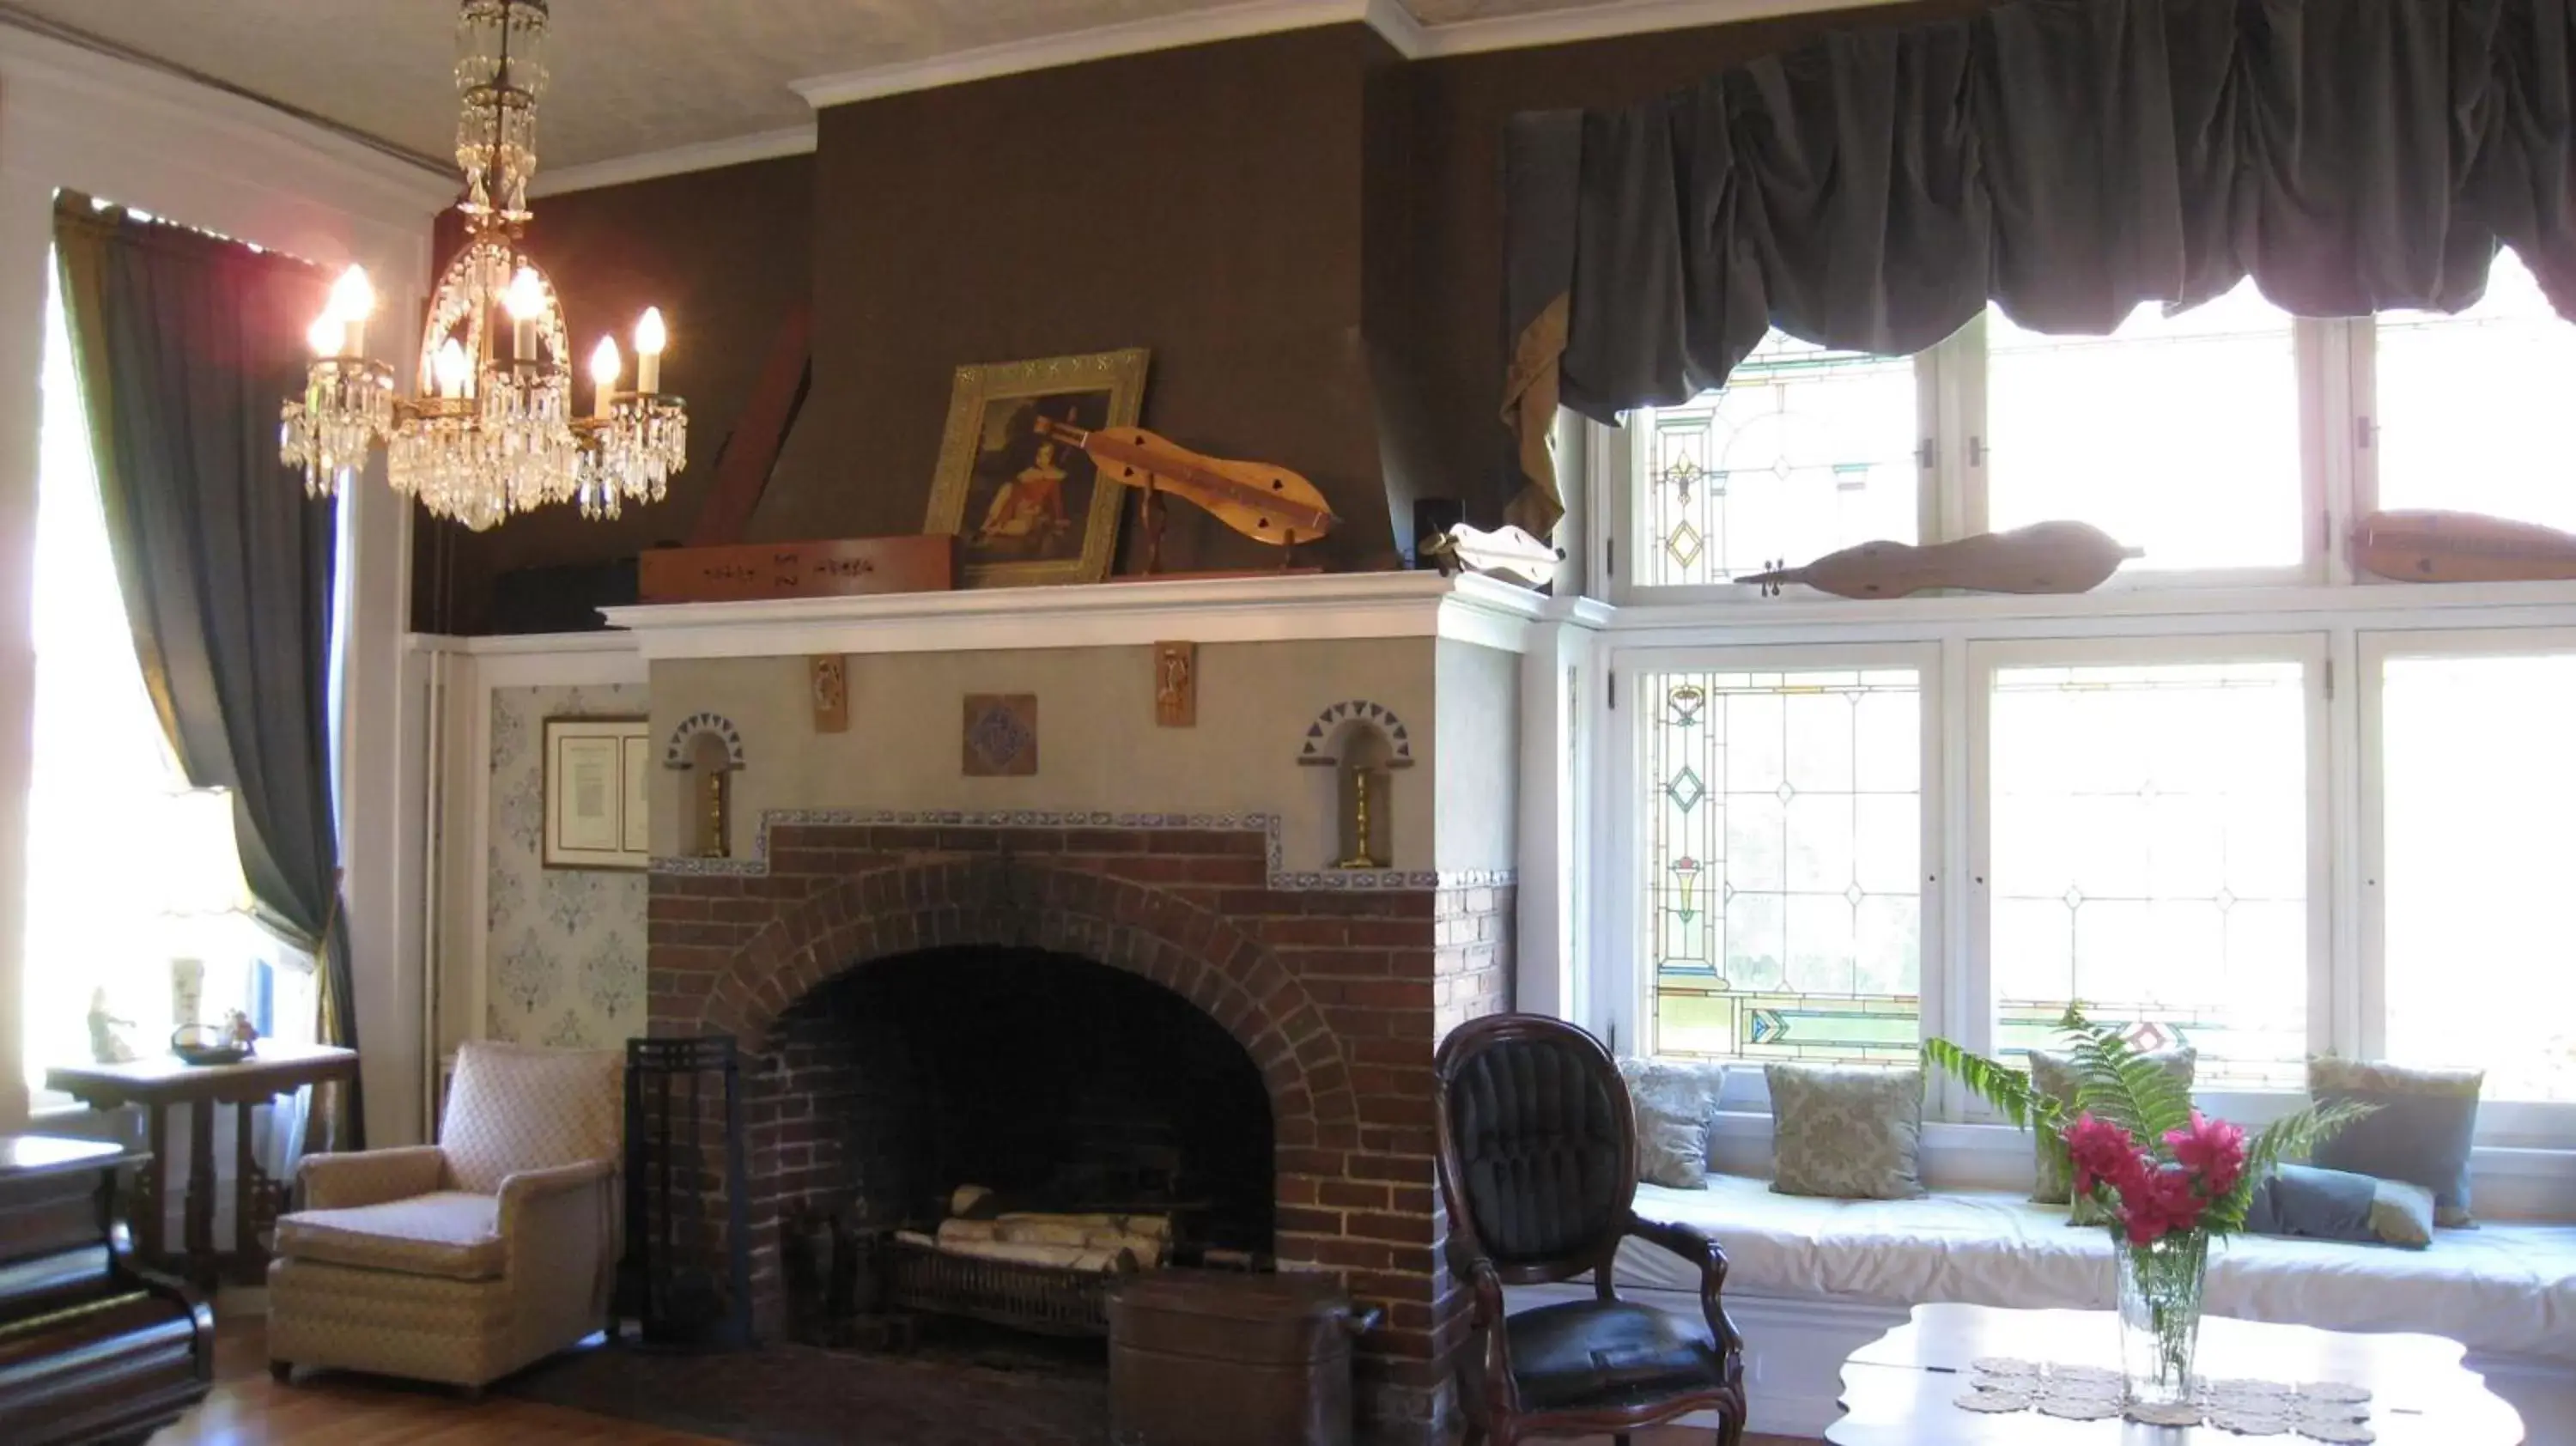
[784,946,1276,1255]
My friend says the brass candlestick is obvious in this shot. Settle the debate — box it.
[1334,768,1387,870]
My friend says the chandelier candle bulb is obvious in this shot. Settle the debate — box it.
[306,313,343,360]
[504,265,544,362]
[634,307,665,393]
[434,337,471,400]
[326,264,372,358]
[590,336,620,418]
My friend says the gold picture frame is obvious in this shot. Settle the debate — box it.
[922,347,1150,588]
[541,716,651,871]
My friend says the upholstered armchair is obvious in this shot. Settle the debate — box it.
[1431,1014,1747,1446]
[267,1041,622,1394]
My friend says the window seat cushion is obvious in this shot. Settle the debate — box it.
[1615,1172,2576,1364]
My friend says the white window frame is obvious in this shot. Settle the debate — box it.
[2357,626,2576,1145]
[1598,310,2342,605]
[1965,632,2335,1129]
[1606,641,1945,1110]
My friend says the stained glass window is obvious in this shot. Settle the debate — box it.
[1646,668,1923,1062]
[2373,252,2576,532]
[1987,660,2310,1085]
[1637,331,1919,587]
[1986,279,2302,571]
[2381,653,2576,1103]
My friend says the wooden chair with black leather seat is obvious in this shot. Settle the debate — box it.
[1431,1013,1748,1446]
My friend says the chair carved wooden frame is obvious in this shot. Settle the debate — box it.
[1432,1013,1748,1446]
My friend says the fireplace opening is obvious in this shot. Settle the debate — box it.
[769,945,1277,1265]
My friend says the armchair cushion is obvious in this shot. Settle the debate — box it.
[275,1191,505,1280]
[440,1042,622,1195]
[298,1145,447,1212]
[1504,1298,1728,1413]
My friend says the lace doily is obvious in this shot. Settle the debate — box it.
[1954,1358,2377,1441]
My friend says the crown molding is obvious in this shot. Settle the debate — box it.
[530,124,817,197]
[548,0,1919,195]
[790,0,1389,108]
[1405,0,1912,58]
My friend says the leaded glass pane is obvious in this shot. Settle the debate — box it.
[1988,660,2309,1085]
[1986,279,2302,571]
[2381,653,2576,1103]
[1637,332,1919,587]
[2374,252,2576,532]
[1648,668,1922,1062]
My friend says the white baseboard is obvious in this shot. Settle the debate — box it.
[1505,1281,2572,1443]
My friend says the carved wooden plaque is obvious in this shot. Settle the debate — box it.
[636,535,957,604]
[809,655,849,733]
[1153,641,1195,728]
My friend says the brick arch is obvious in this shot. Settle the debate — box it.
[685,856,1358,1148]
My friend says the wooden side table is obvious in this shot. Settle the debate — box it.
[1830,1303,2525,1444]
[48,1042,359,1286]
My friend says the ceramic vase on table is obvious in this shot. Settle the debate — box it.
[2117,1228,2209,1411]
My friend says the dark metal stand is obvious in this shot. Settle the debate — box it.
[617,1036,752,1350]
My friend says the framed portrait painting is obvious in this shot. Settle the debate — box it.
[923,347,1149,588]
[542,716,651,871]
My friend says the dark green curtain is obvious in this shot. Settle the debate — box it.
[1504,0,2576,531]
[52,195,364,1149]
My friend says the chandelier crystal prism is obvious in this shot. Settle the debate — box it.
[282,0,685,531]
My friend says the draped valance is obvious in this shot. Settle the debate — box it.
[1502,0,2576,532]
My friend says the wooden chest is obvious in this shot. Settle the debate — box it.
[1108,1272,1375,1446]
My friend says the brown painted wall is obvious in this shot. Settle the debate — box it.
[414,155,813,633]
[412,4,1993,630]
[764,24,1398,575]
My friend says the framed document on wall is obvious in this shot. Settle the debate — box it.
[543,716,651,871]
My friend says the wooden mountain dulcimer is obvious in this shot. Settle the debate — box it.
[2352,510,2576,583]
[1033,417,1339,548]
[1736,520,2142,598]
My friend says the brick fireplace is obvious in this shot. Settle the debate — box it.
[647,817,1511,1437]
[614,572,1547,1443]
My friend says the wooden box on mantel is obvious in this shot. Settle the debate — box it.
[636,535,957,604]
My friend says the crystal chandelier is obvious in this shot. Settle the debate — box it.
[282,0,685,531]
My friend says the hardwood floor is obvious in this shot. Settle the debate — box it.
[151,1314,1812,1445]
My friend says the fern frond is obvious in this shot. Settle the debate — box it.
[1920,1037,2065,1136]
[2062,1016,2194,1145]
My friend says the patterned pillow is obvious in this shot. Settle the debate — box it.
[1765,1063,1926,1200]
[2029,1046,2196,1224]
[1619,1058,1727,1188]
[2308,1058,2483,1227]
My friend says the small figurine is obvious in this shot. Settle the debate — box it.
[222,1008,261,1052]
[87,988,137,1065]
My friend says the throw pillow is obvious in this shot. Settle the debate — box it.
[2307,1058,2483,1226]
[2028,1046,2197,1224]
[1765,1063,1926,1200]
[1619,1058,1727,1188]
[2242,1164,2435,1249]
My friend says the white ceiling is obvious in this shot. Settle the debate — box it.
[0,0,1698,178]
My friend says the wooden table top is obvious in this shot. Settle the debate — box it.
[47,1043,359,1107]
[0,1133,140,1180]
[1827,1303,2524,1445]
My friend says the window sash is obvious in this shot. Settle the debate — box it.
[1964,634,2334,1105]
[2358,627,2576,1142]
[1601,313,2344,606]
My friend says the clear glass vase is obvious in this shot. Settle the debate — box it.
[2116,1229,2209,1410]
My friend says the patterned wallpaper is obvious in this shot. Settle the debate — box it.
[487,684,649,1049]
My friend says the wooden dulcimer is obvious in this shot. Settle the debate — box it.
[2352,510,2576,583]
[1033,417,1339,547]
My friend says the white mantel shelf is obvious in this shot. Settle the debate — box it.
[598,570,1591,660]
